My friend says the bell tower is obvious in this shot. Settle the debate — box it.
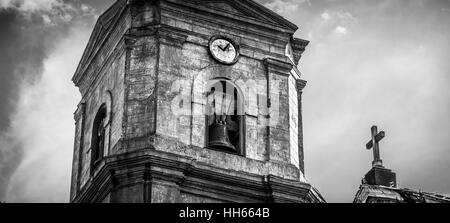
[70,0,324,203]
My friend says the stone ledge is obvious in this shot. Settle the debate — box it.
[291,38,309,65]
[264,58,293,77]
[73,149,324,203]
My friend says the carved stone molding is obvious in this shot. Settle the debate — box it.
[74,102,86,123]
[264,58,293,77]
[291,38,309,65]
[157,25,189,48]
[72,149,325,203]
[296,79,307,93]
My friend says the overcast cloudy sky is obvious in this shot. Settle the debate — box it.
[0,0,449,203]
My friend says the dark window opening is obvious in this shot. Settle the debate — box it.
[206,80,245,155]
[91,104,107,173]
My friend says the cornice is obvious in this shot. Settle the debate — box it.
[264,58,293,77]
[157,25,189,47]
[291,37,310,65]
[296,79,307,92]
[72,149,324,203]
[72,0,129,86]
[163,0,298,34]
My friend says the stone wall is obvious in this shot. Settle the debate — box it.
[289,74,299,169]
[149,0,304,180]
[70,0,317,203]
[71,4,130,198]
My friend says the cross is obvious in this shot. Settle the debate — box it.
[366,126,385,167]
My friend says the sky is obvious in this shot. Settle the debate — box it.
[0,0,449,203]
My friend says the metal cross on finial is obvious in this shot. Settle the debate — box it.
[366,126,385,167]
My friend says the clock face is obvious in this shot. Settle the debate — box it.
[209,37,239,65]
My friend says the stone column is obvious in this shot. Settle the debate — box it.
[296,80,307,174]
[70,102,86,201]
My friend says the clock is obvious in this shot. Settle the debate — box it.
[209,36,239,65]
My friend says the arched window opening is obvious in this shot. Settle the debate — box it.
[206,80,245,155]
[91,104,107,172]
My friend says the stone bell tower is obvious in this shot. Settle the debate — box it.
[70,0,324,203]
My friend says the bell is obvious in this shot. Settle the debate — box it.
[209,122,237,153]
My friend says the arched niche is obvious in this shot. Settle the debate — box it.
[205,78,246,156]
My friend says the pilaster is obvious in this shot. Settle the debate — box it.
[296,79,307,174]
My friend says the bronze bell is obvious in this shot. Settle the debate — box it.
[209,121,237,153]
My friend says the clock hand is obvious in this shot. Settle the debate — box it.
[218,44,227,51]
[223,43,231,51]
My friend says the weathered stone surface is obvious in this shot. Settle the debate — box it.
[113,184,144,203]
[289,75,299,169]
[70,0,322,203]
[71,150,325,203]
[152,181,180,203]
[354,184,450,203]
[180,193,224,203]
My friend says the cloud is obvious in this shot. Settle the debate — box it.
[3,23,89,202]
[321,11,331,21]
[333,25,348,36]
[321,9,356,23]
[321,9,357,28]
[0,0,95,25]
[301,1,450,202]
[306,9,358,40]
[0,0,96,202]
[264,0,310,16]
[0,0,449,204]
[0,135,23,201]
